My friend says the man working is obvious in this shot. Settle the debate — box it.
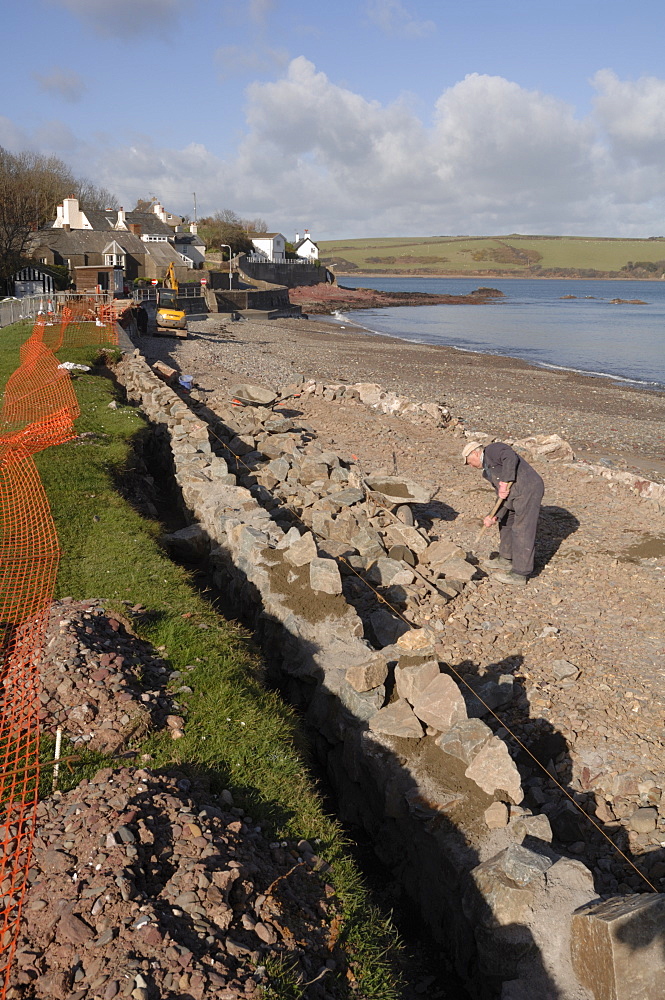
[462,441,544,586]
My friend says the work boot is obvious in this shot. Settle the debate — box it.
[493,570,527,586]
[484,556,512,571]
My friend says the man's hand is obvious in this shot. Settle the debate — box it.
[497,481,512,499]
[483,515,497,528]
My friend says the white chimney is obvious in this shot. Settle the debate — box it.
[116,207,127,229]
[190,222,198,235]
[304,229,310,237]
[295,232,300,243]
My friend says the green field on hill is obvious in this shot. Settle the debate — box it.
[318,234,665,277]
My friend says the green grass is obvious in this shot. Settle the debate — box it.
[0,325,403,999]
[319,233,665,276]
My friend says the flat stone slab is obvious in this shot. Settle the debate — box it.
[369,699,424,739]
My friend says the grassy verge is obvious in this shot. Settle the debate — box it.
[0,325,402,999]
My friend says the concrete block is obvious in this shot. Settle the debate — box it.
[571,894,665,1000]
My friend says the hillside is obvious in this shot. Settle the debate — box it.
[318,234,665,278]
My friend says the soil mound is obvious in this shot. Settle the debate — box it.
[10,768,341,999]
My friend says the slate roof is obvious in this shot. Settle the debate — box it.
[75,209,174,236]
[30,228,146,255]
[143,241,182,267]
[294,236,318,250]
[174,232,206,247]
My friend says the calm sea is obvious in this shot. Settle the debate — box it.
[332,276,665,390]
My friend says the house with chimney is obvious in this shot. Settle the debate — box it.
[29,196,196,292]
[293,230,319,261]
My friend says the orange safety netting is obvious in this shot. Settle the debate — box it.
[0,303,117,994]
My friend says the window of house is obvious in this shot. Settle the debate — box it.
[104,253,125,267]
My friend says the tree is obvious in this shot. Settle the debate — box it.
[0,145,118,293]
[197,210,255,255]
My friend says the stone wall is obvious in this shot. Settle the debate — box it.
[114,353,662,1000]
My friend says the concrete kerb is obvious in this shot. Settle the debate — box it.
[114,349,662,1000]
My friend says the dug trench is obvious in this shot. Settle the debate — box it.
[112,349,665,1000]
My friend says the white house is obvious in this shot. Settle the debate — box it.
[294,230,319,261]
[248,232,286,262]
[174,225,206,268]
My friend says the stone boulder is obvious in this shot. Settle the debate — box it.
[465,738,523,804]
[412,674,467,732]
[369,699,424,739]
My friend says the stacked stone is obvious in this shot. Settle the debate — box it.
[295,379,451,427]
[115,352,665,1000]
[39,600,184,753]
[9,768,340,1000]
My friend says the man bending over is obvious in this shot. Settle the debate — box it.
[463,441,544,586]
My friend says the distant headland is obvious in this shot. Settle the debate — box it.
[318,233,665,280]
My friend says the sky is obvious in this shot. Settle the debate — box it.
[3,0,665,240]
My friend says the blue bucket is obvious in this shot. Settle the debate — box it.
[178,375,194,391]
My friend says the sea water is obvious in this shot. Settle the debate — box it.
[331,276,665,390]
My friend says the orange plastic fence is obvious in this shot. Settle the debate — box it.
[0,306,117,994]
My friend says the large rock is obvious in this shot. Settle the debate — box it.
[383,523,429,555]
[369,699,424,739]
[421,539,467,568]
[310,557,343,595]
[464,846,553,978]
[435,718,492,765]
[369,609,410,647]
[346,654,389,693]
[394,658,440,705]
[283,531,317,567]
[512,433,574,462]
[366,557,415,587]
[465,738,523,804]
[412,674,467,732]
[571,895,665,1000]
[438,557,477,583]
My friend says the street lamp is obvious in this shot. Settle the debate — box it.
[220,245,232,290]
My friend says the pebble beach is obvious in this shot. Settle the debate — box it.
[133,308,665,899]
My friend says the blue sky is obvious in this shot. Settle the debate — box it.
[3,0,665,239]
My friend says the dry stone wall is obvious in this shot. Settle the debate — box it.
[115,353,661,999]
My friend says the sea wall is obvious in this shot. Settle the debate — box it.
[115,352,663,1000]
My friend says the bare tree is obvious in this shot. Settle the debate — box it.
[0,146,119,292]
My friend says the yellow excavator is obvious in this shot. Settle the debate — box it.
[155,262,187,337]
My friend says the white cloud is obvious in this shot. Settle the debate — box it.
[33,67,86,103]
[593,69,665,164]
[10,59,665,238]
[366,0,435,38]
[52,0,189,37]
